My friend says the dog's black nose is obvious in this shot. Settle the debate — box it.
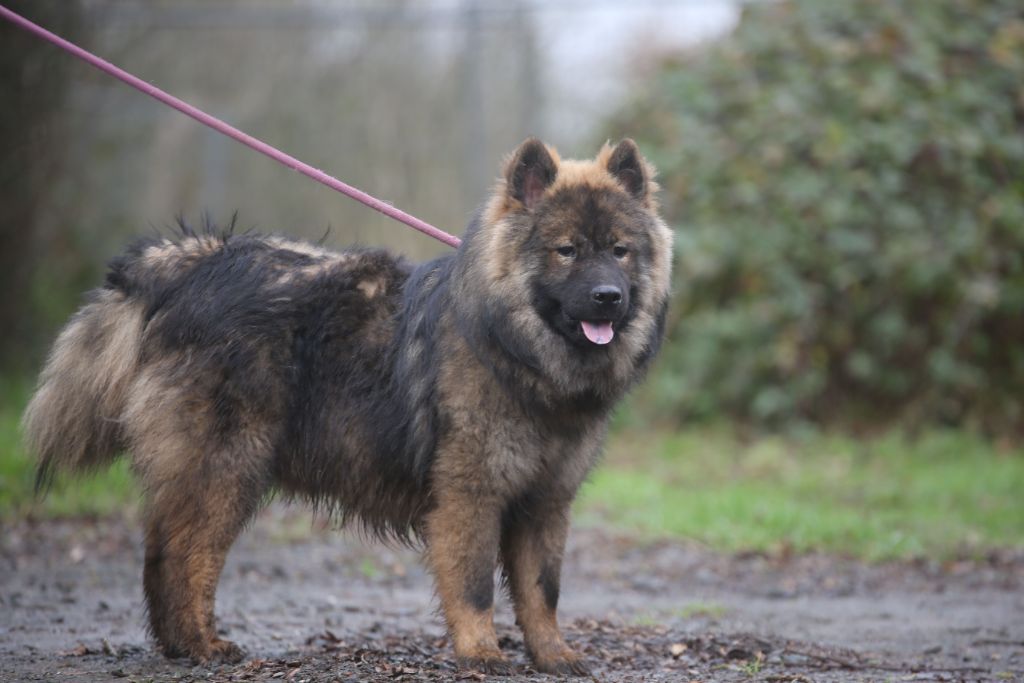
[591,285,622,306]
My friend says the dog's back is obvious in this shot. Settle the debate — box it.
[25,230,410,493]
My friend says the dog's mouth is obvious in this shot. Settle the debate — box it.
[534,291,627,349]
[579,320,614,345]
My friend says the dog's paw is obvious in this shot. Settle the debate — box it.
[533,656,591,677]
[208,638,246,664]
[185,638,246,666]
[529,644,591,677]
[457,654,515,676]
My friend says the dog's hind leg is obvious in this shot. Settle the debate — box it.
[141,454,268,664]
[125,359,278,663]
[128,375,273,662]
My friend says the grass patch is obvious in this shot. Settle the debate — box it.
[0,377,137,518]
[633,602,728,627]
[3,373,1023,560]
[676,601,728,620]
[578,427,1024,560]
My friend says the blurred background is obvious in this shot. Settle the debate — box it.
[1,0,1022,559]
[0,0,739,372]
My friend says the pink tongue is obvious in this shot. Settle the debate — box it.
[581,320,614,345]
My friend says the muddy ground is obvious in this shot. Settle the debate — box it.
[1,507,1022,682]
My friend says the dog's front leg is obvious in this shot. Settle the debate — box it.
[424,489,510,674]
[501,501,589,676]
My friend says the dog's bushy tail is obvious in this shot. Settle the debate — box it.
[23,289,144,492]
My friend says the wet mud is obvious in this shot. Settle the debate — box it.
[2,508,1021,682]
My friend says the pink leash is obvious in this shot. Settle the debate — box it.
[0,4,463,249]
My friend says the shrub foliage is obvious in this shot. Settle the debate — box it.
[617,0,1024,433]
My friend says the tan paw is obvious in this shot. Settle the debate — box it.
[458,655,516,675]
[207,638,246,664]
[184,637,246,665]
[530,643,590,676]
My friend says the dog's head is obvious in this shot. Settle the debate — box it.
[461,138,673,398]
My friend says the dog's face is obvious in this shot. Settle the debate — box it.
[529,186,643,349]
[466,138,673,398]
[510,139,668,354]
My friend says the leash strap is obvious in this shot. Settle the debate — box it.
[0,4,462,249]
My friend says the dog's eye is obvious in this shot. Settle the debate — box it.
[613,245,629,259]
[556,245,577,258]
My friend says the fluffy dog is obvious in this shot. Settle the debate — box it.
[24,138,673,674]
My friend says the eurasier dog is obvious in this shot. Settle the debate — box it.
[24,138,672,675]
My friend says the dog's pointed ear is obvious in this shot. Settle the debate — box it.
[606,138,649,201]
[506,138,558,210]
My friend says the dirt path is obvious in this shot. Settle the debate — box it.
[2,508,1022,682]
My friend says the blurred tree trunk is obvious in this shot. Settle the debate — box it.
[0,1,82,372]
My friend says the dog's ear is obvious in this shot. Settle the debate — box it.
[606,139,649,201]
[506,138,558,210]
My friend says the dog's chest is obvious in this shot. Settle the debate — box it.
[470,408,603,500]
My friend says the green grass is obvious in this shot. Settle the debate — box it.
[676,601,728,620]
[3,377,1023,560]
[578,427,1024,560]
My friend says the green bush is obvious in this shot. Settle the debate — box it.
[615,0,1024,433]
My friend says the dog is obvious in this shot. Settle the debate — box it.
[23,138,673,675]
